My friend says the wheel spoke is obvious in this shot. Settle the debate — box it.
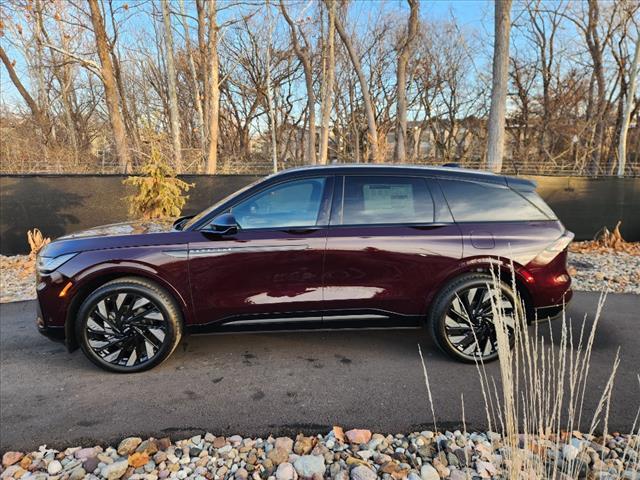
[444,284,516,359]
[86,292,168,368]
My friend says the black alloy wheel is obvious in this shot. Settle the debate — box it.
[428,273,521,363]
[76,277,182,372]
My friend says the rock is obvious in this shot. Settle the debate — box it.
[69,467,86,480]
[213,437,227,449]
[235,467,249,479]
[74,447,96,461]
[420,463,439,480]
[2,452,24,467]
[275,437,294,453]
[276,462,298,480]
[102,460,129,479]
[157,437,172,451]
[0,465,23,479]
[293,455,325,478]
[563,444,579,462]
[268,447,290,465]
[350,465,377,480]
[333,426,346,443]
[294,435,315,455]
[137,439,159,455]
[448,470,467,480]
[19,457,31,470]
[83,456,99,473]
[346,430,372,445]
[47,460,63,475]
[334,470,350,480]
[476,460,497,478]
[128,452,150,468]
[118,437,143,456]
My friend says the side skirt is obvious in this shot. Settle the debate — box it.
[185,309,422,335]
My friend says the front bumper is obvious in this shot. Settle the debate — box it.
[36,301,65,342]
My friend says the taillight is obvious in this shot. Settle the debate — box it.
[533,231,575,265]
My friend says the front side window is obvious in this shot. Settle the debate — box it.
[438,179,552,222]
[340,176,434,225]
[232,177,327,229]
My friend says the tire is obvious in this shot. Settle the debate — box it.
[427,273,522,363]
[75,277,183,373]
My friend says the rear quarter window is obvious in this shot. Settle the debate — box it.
[438,179,553,222]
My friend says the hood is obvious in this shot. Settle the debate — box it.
[58,220,174,240]
[41,220,184,257]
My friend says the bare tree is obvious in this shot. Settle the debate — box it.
[319,0,336,165]
[618,33,640,177]
[280,0,316,165]
[161,0,183,171]
[486,0,512,173]
[393,0,419,163]
[206,0,220,174]
[87,0,131,172]
[331,3,379,163]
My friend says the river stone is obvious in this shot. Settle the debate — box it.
[2,452,24,467]
[47,460,63,475]
[420,463,439,480]
[103,460,129,479]
[276,462,298,480]
[117,437,142,456]
[293,455,325,478]
[350,465,376,480]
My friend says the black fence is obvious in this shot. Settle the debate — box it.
[1,174,638,255]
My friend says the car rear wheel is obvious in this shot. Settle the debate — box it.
[76,277,182,373]
[427,273,521,363]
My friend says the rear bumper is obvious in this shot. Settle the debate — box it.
[533,288,573,321]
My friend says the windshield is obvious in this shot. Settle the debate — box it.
[182,177,265,230]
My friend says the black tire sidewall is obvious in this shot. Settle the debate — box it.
[428,273,520,363]
[76,280,180,373]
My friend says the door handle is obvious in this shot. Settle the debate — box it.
[282,227,320,234]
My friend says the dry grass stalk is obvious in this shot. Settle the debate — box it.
[570,221,640,255]
[417,265,634,479]
[27,228,50,259]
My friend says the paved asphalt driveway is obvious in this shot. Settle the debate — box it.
[1,292,638,451]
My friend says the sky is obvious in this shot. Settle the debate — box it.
[0,0,496,109]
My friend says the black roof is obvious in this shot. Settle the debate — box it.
[271,164,537,190]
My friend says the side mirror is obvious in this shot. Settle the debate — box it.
[172,215,193,231]
[208,213,239,235]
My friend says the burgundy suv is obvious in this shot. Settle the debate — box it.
[36,165,573,372]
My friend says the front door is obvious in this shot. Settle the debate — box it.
[188,175,333,326]
[322,175,463,324]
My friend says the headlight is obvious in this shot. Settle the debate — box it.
[36,253,78,274]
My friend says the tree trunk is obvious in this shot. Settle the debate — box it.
[486,0,512,173]
[280,0,316,165]
[319,0,336,165]
[87,0,131,172]
[161,0,183,172]
[205,0,220,174]
[179,0,206,160]
[586,0,606,175]
[331,5,379,162]
[617,34,640,177]
[393,0,419,163]
[0,45,50,135]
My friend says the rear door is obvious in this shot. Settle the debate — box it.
[187,175,333,326]
[322,175,463,324]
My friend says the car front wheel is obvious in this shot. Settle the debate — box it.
[427,273,521,363]
[75,277,182,373]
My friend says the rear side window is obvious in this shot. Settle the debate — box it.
[438,179,552,222]
[340,176,434,225]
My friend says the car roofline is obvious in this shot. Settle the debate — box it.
[270,164,537,189]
